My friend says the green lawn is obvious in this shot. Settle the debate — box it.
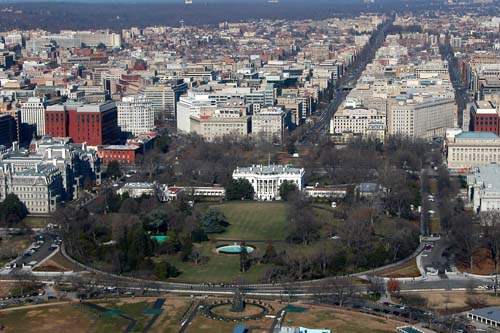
[163,202,340,283]
[431,213,441,236]
[166,242,271,284]
[23,216,51,229]
[210,202,288,241]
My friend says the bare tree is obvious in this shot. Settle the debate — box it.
[328,278,355,307]
[450,212,477,270]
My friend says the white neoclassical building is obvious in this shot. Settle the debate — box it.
[232,164,305,201]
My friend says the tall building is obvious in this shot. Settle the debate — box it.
[190,106,249,142]
[0,52,14,69]
[0,115,17,148]
[117,96,154,136]
[176,93,217,133]
[251,106,286,143]
[233,164,305,201]
[60,30,122,48]
[20,97,47,136]
[388,98,455,139]
[470,100,499,135]
[45,101,120,146]
[138,82,188,119]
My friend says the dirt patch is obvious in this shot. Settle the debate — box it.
[397,291,500,313]
[25,310,44,317]
[378,258,421,278]
[457,248,496,275]
[34,260,71,272]
[49,250,85,272]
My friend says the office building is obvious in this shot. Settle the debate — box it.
[138,82,188,119]
[176,93,217,133]
[190,106,249,142]
[446,131,500,170]
[388,98,455,139]
[20,97,47,136]
[252,106,286,143]
[45,101,120,146]
[0,115,17,148]
[117,96,154,136]
[470,100,499,135]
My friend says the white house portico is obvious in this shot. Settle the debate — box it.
[232,164,305,201]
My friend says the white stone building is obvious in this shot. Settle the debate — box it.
[388,98,456,139]
[331,107,386,137]
[117,96,155,136]
[468,163,500,214]
[20,97,47,136]
[176,93,217,133]
[117,182,159,198]
[190,106,249,142]
[446,131,500,170]
[0,163,63,214]
[233,164,305,201]
[252,106,286,143]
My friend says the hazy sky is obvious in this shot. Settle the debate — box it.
[3,0,348,2]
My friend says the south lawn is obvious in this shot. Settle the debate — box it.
[208,202,288,241]
[164,202,288,283]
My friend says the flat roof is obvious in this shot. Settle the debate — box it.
[468,306,500,322]
[121,182,156,189]
[100,145,140,151]
[467,163,500,195]
[234,164,303,175]
[455,132,499,139]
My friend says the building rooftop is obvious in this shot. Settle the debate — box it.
[358,182,381,193]
[467,163,500,195]
[234,164,304,175]
[15,164,59,177]
[121,182,156,190]
[100,145,140,151]
[455,132,499,139]
[467,306,500,322]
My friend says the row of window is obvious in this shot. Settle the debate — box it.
[13,186,46,192]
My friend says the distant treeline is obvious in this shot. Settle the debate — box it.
[1,1,445,32]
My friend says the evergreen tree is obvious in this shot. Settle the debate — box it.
[200,209,229,233]
[279,181,297,201]
[226,178,254,200]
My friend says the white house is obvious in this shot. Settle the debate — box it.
[232,164,305,201]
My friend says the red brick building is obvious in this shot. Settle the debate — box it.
[97,145,139,164]
[45,101,120,146]
[471,100,499,135]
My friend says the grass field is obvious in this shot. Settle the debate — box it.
[395,291,500,313]
[377,259,420,278]
[167,242,271,284]
[378,258,421,278]
[430,213,440,236]
[210,202,288,241]
[22,216,51,229]
[0,235,31,266]
[284,306,402,333]
[0,297,190,333]
[0,297,412,333]
[163,202,288,283]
